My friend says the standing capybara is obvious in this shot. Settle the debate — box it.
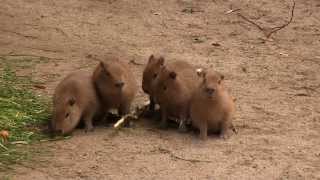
[154,60,202,132]
[92,57,137,117]
[190,70,236,140]
[52,71,100,135]
[142,54,165,112]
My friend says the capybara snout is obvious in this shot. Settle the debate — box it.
[198,70,224,99]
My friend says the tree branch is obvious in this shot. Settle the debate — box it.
[234,0,295,38]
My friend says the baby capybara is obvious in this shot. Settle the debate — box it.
[154,60,201,132]
[142,54,165,112]
[52,71,100,135]
[92,57,137,117]
[190,70,236,140]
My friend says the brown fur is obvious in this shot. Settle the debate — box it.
[190,70,235,140]
[52,71,100,135]
[154,60,201,131]
[142,54,165,111]
[92,57,137,117]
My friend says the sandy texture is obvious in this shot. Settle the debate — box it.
[0,0,319,179]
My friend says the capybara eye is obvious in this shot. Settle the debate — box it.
[115,82,124,88]
[65,113,70,118]
[104,71,110,77]
[163,86,167,91]
[153,73,158,79]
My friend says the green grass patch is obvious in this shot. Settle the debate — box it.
[0,63,51,171]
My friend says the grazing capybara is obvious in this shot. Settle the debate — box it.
[142,54,165,112]
[154,60,201,132]
[52,71,100,135]
[190,70,236,140]
[92,57,137,117]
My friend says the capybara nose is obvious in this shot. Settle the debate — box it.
[206,88,215,95]
[115,82,124,88]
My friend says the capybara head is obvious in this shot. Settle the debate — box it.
[94,60,126,96]
[154,66,181,100]
[198,70,224,99]
[142,55,165,94]
[51,98,80,135]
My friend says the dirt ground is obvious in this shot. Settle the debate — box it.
[1,0,320,179]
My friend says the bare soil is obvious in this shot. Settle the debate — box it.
[1,0,320,179]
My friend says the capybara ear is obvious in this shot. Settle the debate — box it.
[218,72,224,84]
[196,68,206,78]
[99,61,110,75]
[99,61,105,67]
[99,61,107,71]
[158,56,165,65]
[69,97,75,106]
[148,54,155,63]
[220,74,224,80]
[169,71,177,79]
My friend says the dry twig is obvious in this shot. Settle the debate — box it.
[158,147,212,163]
[233,0,295,38]
[129,59,143,66]
[0,142,8,150]
[225,8,241,14]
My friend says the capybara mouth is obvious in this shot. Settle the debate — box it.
[207,94,214,99]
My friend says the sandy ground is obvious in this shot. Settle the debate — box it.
[0,0,320,179]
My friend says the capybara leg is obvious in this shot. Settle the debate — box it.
[149,96,155,112]
[219,121,231,139]
[159,108,168,129]
[143,96,155,118]
[199,122,208,140]
[83,114,94,133]
[119,103,130,116]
